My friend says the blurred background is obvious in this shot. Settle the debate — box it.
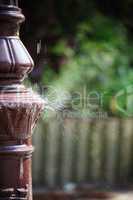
[20,0,133,117]
[20,0,133,199]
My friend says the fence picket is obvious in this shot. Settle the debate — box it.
[33,118,133,188]
[77,119,91,182]
[33,121,44,186]
[44,118,60,187]
[105,119,119,185]
[60,118,76,184]
[119,119,133,183]
[91,120,105,182]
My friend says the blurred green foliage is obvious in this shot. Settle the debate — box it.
[21,0,133,117]
[42,15,133,116]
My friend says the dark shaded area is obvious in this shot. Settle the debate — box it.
[19,0,133,82]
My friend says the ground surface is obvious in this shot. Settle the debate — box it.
[34,191,133,200]
[110,192,133,200]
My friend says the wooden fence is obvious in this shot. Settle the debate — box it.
[33,117,133,188]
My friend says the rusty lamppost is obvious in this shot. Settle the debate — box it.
[0,0,44,199]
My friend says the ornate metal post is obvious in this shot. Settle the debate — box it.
[0,1,44,200]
